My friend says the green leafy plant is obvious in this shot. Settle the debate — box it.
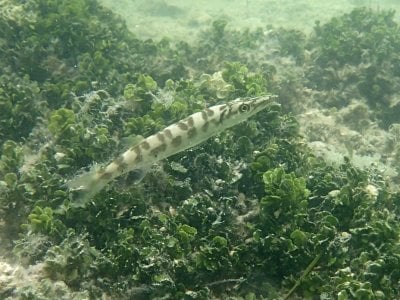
[307,8,400,127]
[21,206,66,238]
[2,2,400,299]
[48,108,76,137]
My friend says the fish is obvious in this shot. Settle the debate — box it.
[67,95,277,204]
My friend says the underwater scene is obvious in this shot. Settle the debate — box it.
[2,0,400,299]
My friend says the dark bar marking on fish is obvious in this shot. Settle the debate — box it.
[164,129,173,139]
[171,135,182,147]
[202,121,209,132]
[156,132,165,143]
[178,121,189,131]
[117,161,129,172]
[150,144,167,157]
[141,141,151,150]
[99,171,113,180]
[201,110,208,121]
[186,116,194,127]
[134,152,143,163]
[187,127,197,138]
[206,108,214,117]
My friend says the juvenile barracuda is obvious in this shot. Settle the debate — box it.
[68,95,277,203]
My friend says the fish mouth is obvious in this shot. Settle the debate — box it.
[251,94,278,112]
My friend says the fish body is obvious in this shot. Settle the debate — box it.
[68,95,277,203]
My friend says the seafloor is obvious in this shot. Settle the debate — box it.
[1,0,400,299]
[99,0,400,41]
[98,0,400,183]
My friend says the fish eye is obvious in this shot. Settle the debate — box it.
[239,103,250,113]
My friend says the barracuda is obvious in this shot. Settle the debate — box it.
[68,95,277,204]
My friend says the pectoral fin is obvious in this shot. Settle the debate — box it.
[127,167,148,184]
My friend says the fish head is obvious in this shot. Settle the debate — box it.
[219,95,278,128]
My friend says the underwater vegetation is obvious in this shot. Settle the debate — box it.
[1,1,400,299]
[306,8,400,129]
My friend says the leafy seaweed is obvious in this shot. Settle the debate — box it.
[1,1,400,299]
[307,8,400,128]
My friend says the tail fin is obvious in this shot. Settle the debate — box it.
[67,169,107,206]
